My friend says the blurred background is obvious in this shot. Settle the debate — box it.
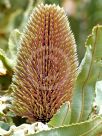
[0,0,102,91]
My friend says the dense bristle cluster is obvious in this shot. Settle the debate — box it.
[11,4,78,123]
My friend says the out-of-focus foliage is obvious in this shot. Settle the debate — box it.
[45,0,60,5]
[61,0,102,61]
[0,0,34,92]
[0,0,102,136]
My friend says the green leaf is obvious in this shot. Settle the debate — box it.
[86,25,102,61]
[19,0,34,29]
[0,48,13,71]
[0,49,13,91]
[95,81,102,115]
[0,121,10,131]
[98,70,102,80]
[48,102,71,127]
[0,50,13,93]
[29,116,102,136]
[0,59,7,75]
[8,29,21,61]
[0,9,22,34]
[71,25,102,123]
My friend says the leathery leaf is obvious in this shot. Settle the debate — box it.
[29,116,102,136]
[48,102,71,127]
[71,25,102,123]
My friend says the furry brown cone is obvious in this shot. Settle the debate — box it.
[11,4,78,123]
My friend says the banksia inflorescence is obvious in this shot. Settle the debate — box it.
[11,4,78,123]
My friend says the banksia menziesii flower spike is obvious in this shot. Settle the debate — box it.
[11,4,78,123]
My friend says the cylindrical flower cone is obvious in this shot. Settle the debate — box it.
[11,4,78,123]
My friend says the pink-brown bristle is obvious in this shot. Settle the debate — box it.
[11,4,78,123]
